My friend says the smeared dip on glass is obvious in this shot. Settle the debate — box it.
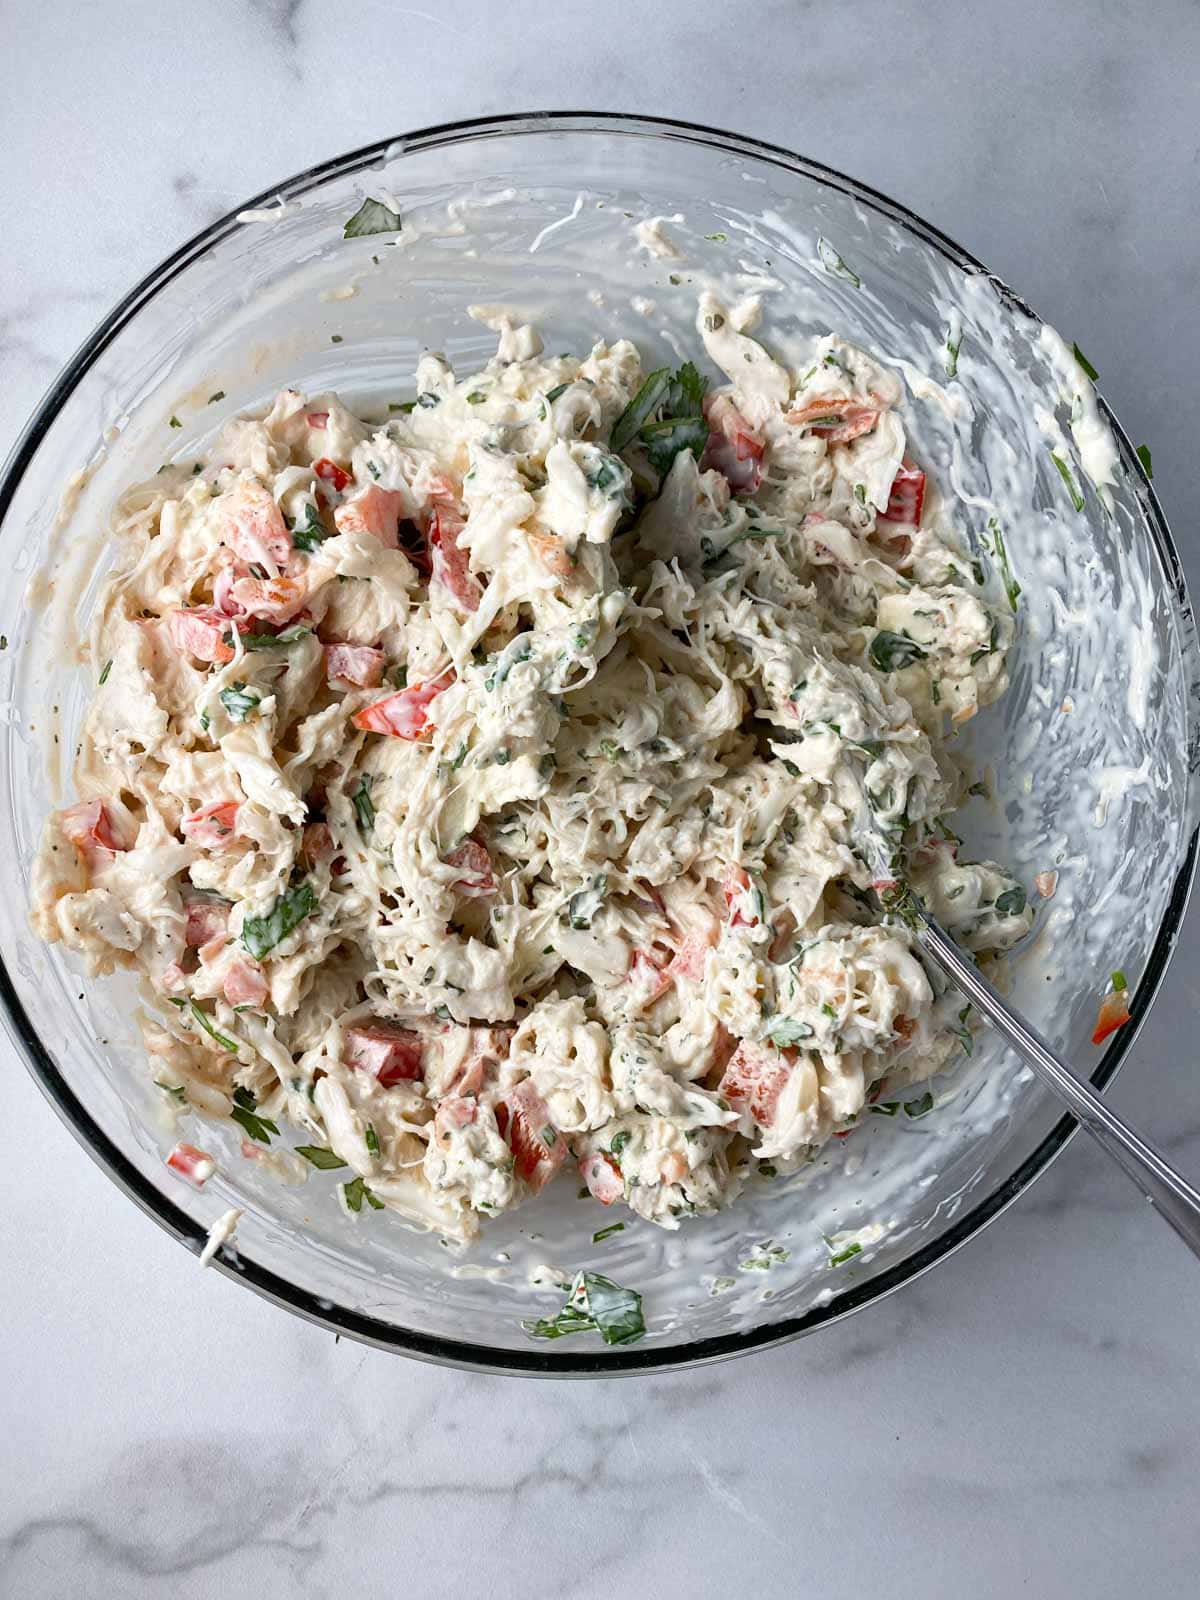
[31,297,1031,1242]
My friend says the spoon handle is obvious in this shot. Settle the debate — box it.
[918,917,1200,1260]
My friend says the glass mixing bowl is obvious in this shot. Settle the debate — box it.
[2,113,1196,1374]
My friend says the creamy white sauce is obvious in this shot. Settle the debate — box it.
[199,1206,242,1267]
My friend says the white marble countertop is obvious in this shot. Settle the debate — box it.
[5,3,1200,1595]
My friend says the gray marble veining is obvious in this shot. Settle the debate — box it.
[4,1,1200,1595]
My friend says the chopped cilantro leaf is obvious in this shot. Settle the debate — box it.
[343,198,402,238]
[1072,342,1099,383]
[828,1240,863,1267]
[230,1085,278,1144]
[295,1144,348,1170]
[242,881,317,960]
[522,1271,645,1345]
[816,236,861,287]
[903,1091,934,1119]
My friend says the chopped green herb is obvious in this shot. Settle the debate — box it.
[343,1175,385,1211]
[290,502,329,553]
[208,391,225,405]
[592,1222,625,1243]
[219,682,260,723]
[739,1244,789,1271]
[365,1123,380,1157]
[945,328,962,379]
[757,1162,778,1178]
[567,874,608,930]
[764,1016,814,1048]
[416,392,440,410]
[640,414,709,476]
[828,1240,863,1267]
[954,1003,974,1056]
[816,236,861,287]
[242,624,312,650]
[343,198,402,238]
[98,659,113,686]
[198,709,211,734]
[295,1144,348,1170]
[522,1271,645,1346]
[704,231,727,241]
[611,368,678,451]
[156,1080,187,1103]
[994,885,1027,917]
[352,776,374,834]
[466,391,487,405]
[904,1091,934,1119]
[1050,451,1085,512]
[169,415,182,429]
[987,517,1022,612]
[1111,969,1128,992]
[870,1100,900,1117]
[230,1085,278,1145]
[188,999,239,1053]
[1136,444,1153,480]
[545,383,569,403]
[869,630,928,672]
[1072,342,1099,383]
[242,881,317,960]
[609,1131,631,1158]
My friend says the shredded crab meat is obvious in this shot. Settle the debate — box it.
[31,300,1032,1242]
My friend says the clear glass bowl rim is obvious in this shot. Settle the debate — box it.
[1,109,1195,1376]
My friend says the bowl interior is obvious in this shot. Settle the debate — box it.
[2,115,1195,1371]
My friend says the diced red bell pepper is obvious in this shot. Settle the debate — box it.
[314,457,352,493]
[181,800,241,851]
[443,837,496,897]
[166,1142,215,1187]
[667,927,717,981]
[497,1079,568,1193]
[61,799,131,863]
[701,393,765,494]
[579,1151,624,1206]
[221,480,293,566]
[628,947,673,1004]
[345,1021,425,1086]
[1092,989,1132,1046]
[351,671,452,738]
[878,458,926,526]
[324,642,386,687]
[719,1040,793,1129]
[428,505,482,613]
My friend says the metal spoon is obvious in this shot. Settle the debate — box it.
[914,908,1200,1258]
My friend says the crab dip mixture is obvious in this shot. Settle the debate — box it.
[31,294,1033,1242]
